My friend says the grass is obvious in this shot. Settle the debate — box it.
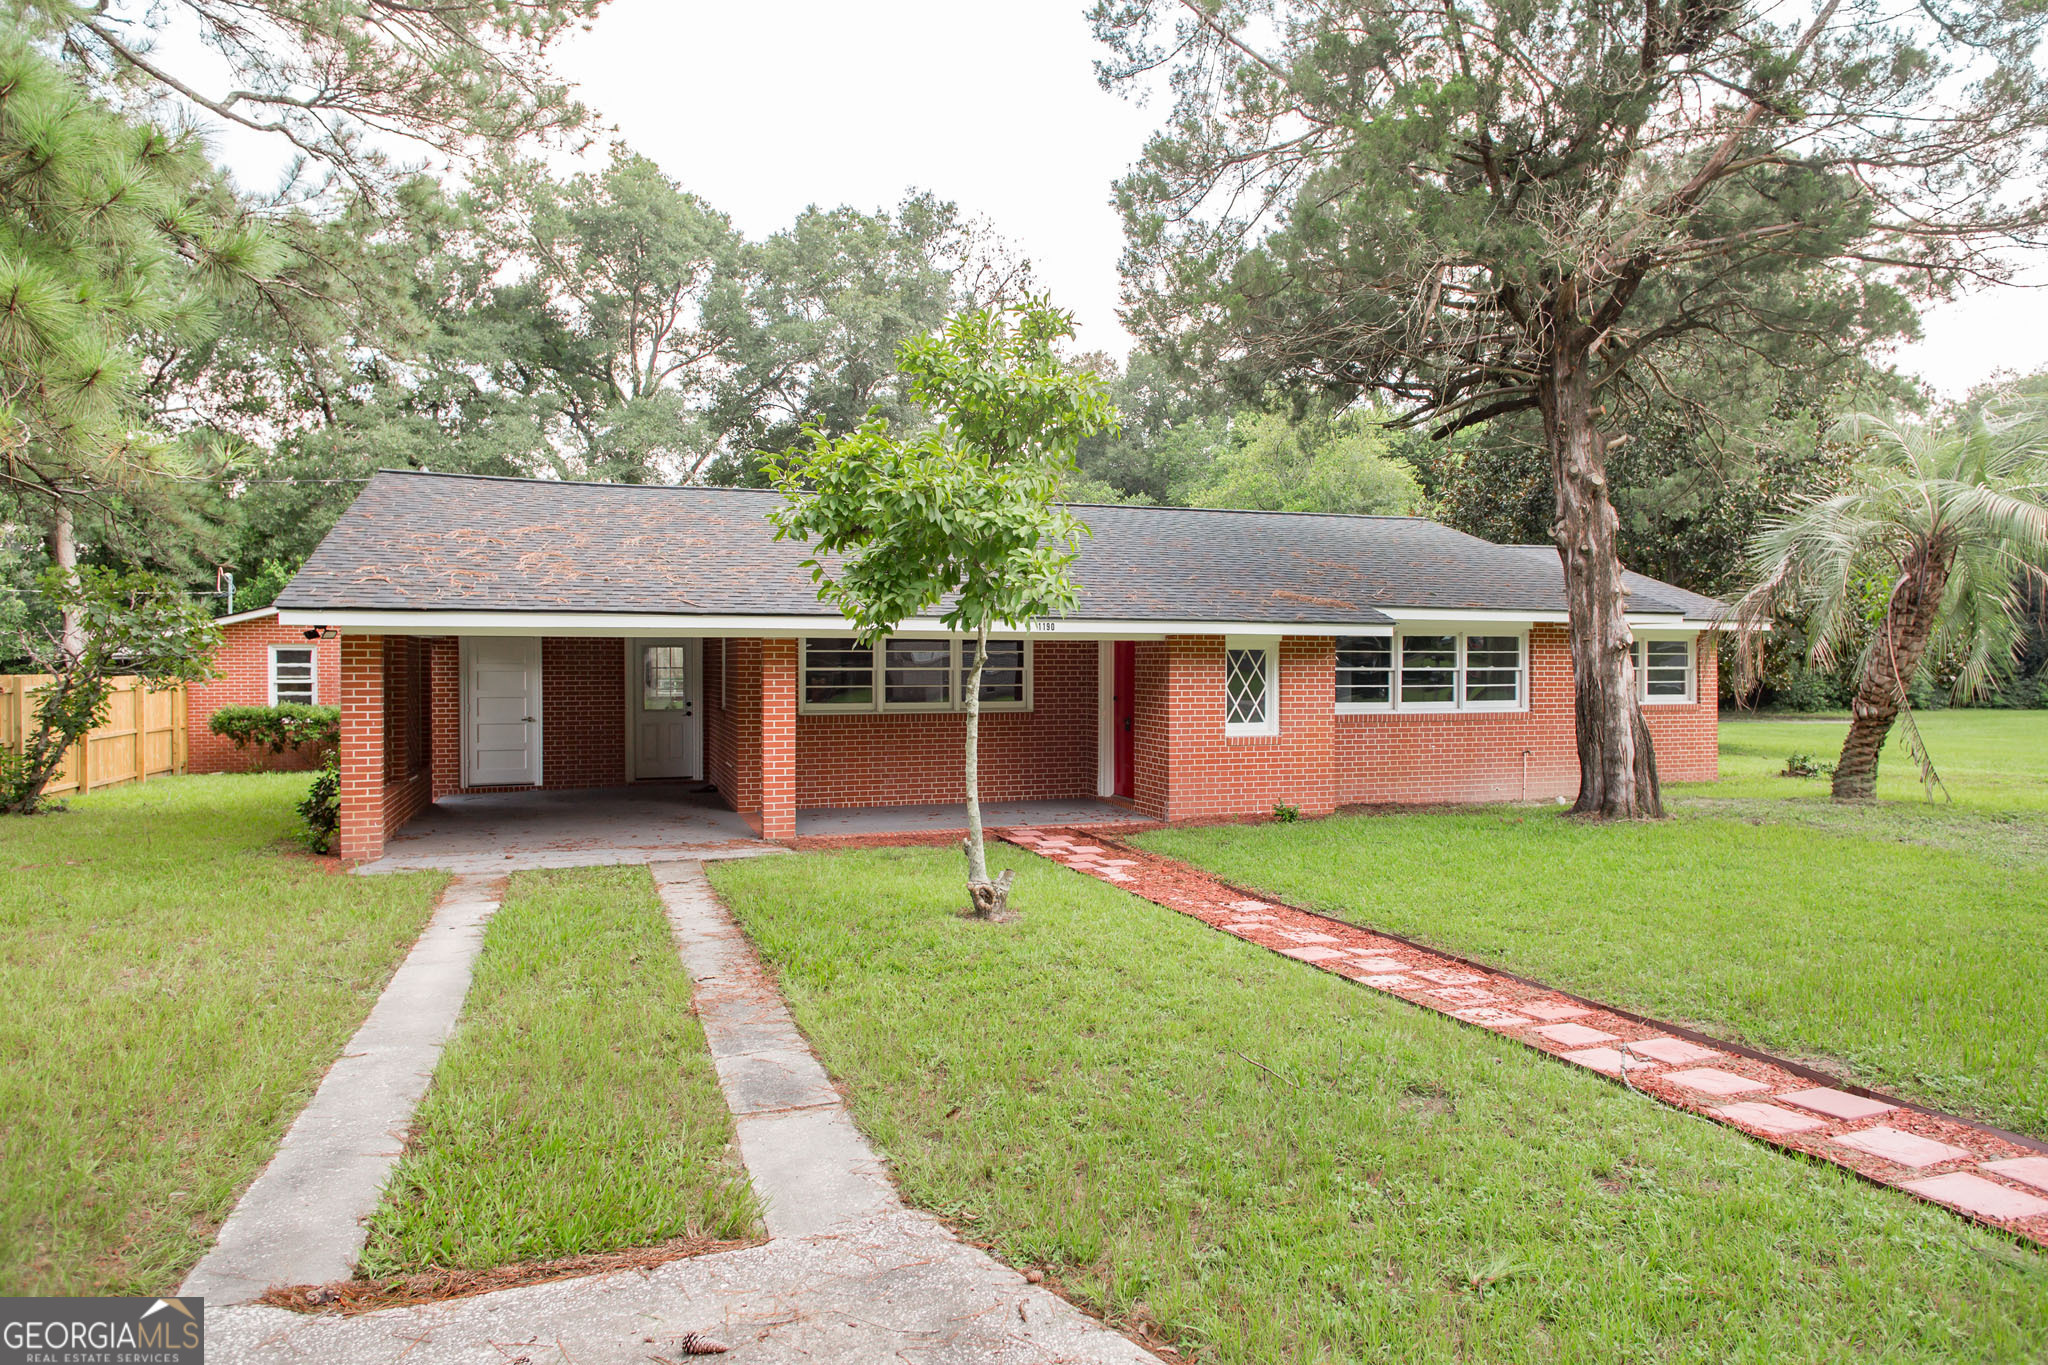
[1133,709,2048,1139]
[709,845,2048,1364]
[357,866,758,1276]
[0,773,446,1295]
[1697,709,2048,812]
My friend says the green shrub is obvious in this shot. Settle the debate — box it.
[208,703,339,754]
[1271,800,1301,823]
[299,751,340,854]
[1782,752,1836,778]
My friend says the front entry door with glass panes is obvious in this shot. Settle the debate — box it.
[632,640,701,780]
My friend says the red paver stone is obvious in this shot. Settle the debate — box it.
[1832,1126,1973,1169]
[1663,1067,1770,1097]
[1900,1173,2048,1221]
[1980,1156,2048,1194]
[1413,968,1486,986]
[1280,946,1348,963]
[1625,1037,1724,1065]
[1453,1007,1531,1028]
[1710,1102,1827,1136]
[1532,1022,1620,1046]
[1229,900,1272,913]
[1560,1047,1633,1076]
[1517,1001,1592,1022]
[1431,987,1502,1005]
[1354,973,1413,988]
[1778,1087,1896,1122]
[1278,930,1340,944]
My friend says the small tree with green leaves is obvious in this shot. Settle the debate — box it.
[769,297,1118,920]
[3,569,220,814]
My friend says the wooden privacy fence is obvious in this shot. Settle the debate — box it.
[0,675,188,796]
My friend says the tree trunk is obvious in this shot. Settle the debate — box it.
[961,622,1016,920]
[1833,551,1948,801]
[47,500,83,666]
[1538,331,1662,819]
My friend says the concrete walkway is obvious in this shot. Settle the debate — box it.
[203,862,1158,1364]
[183,875,505,1304]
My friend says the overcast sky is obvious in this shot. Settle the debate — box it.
[220,0,2047,398]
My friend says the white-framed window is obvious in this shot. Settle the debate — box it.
[1633,636,1695,704]
[1337,629,1527,714]
[1399,634,1460,709]
[1224,636,1279,736]
[1334,635,1392,706]
[270,645,317,705]
[800,636,1033,715]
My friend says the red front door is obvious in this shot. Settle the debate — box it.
[1112,641,1136,799]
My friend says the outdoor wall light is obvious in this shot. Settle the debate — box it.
[303,626,339,640]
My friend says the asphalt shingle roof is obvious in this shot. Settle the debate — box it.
[277,471,1724,624]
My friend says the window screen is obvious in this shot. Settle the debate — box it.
[1399,635,1458,705]
[803,638,873,707]
[1335,636,1392,705]
[271,646,316,705]
[884,638,952,705]
[963,638,1026,704]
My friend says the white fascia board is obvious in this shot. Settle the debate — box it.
[214,605,281,627]
[276,608,1403,639]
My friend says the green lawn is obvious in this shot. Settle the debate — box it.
[357,866,758,1276]
[1698,709,2048,811]
[1134,709,2048,1138]
[710,846,2048,1364]
[0,774,446,1295]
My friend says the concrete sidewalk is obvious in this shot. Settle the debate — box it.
[183,875,505,1304]
[203,861,1158,1364]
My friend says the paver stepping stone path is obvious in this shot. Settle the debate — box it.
[1002,825,2048,1247]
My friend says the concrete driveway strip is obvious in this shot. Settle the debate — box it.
[181,875,504,1305]
[203,861,1157,1364]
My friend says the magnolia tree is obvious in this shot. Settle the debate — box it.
[769,298,1118,920]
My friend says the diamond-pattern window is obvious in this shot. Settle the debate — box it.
[1225,647,1270,727]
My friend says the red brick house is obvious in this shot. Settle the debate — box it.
[276,472,1725,861]
[186,607,340,774]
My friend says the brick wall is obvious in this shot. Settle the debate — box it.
[421,637,627,795]
[186,616,339,773]
[792,640,1097,808]
[1133,635,1338,821]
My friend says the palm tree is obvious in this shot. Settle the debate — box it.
[1735,402,2048,800]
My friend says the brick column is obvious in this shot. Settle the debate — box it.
[758,638,797,839]
[429,637,461,798]
[338,634,386,861]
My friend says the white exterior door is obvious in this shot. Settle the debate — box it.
[632,639,701,780]
[463,637,541,787]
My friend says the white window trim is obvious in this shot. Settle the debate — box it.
[268,643,318,706]
[798,636,1035,716]
[1338,628,1530,715]
[1634,634,1697,705]
[1223,635,1280,737]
